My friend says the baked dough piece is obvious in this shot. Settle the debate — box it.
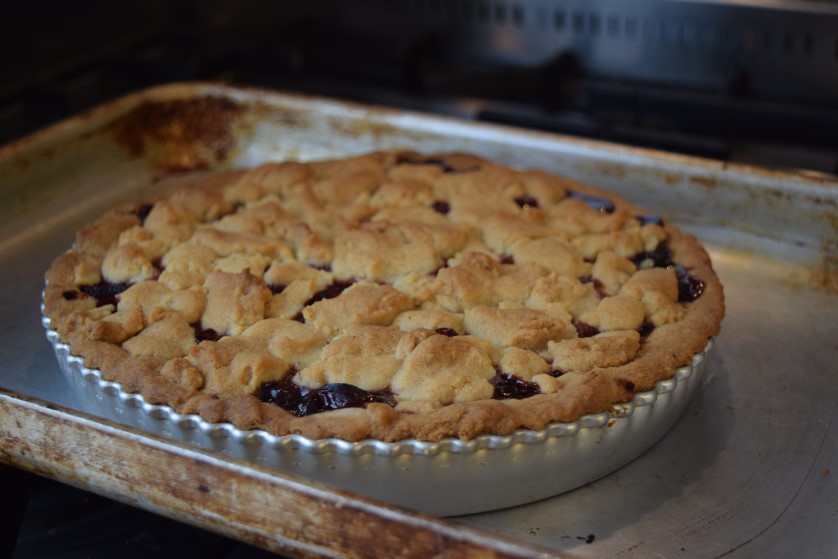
[43,151,725,441]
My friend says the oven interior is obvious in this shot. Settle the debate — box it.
[3,1,837,557]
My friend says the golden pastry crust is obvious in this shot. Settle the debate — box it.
[43,151,725,442]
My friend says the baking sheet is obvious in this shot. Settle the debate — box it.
[1,83,836,558]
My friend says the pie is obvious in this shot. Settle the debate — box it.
[43,151,725,442]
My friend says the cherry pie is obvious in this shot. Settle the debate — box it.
[43,151,724,441]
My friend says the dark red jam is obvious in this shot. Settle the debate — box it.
[638,320,655,338]
[566,190,616,214]
[62,290,80,300]
[431,200,451,215]
[434,327,459,337]
[194,327,222,343]
[573,319,600,338]
[514,195,540,208]
[131,203,154,224]
[151,257,164,279]
[491,373,541,400]
[579,275,607,298]
[256,377,395,416]
[674,265,705,302]
[79,280,132,307]
[630,243,706,302]
[303,279,354,307]
[267,283,287,295]
[631,242,674,268]
[499,254,515,265]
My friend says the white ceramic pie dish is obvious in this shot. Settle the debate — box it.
[43,309,713,517]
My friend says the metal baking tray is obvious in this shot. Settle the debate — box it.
[1,83,836,557]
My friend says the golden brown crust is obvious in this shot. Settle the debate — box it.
[43,151,725,442]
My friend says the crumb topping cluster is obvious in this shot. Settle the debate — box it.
[44,151,724,441]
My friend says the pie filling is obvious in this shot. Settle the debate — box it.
[45,151,724,440]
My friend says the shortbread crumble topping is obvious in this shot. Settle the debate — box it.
[44,151,724,441]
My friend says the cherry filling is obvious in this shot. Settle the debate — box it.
[573,319,600,338]
[673,265,705,302]
[431,200,451,215]
[579,275,607,298]
[435,327,459,337]
[631,242,674,268]
[194,327,222,343]
[638,320,655,338]
[255,376,395,417]
[131,203,154,224]
[267,283,287,295]
[303,279,354,306]
[291,279,357,322]
[630,243,706,302]
[78,280,132,307]
[499,254,515,265]
[514,195,540,208]
[151,257,165,280]
[566,190,616,214]
[491,373,541,400]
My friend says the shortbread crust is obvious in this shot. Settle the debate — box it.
[43,151,724,441]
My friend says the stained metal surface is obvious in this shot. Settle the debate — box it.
[1,83,836,557]
[0,391,549,559]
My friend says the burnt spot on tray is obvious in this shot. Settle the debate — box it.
[109,97,243,172]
